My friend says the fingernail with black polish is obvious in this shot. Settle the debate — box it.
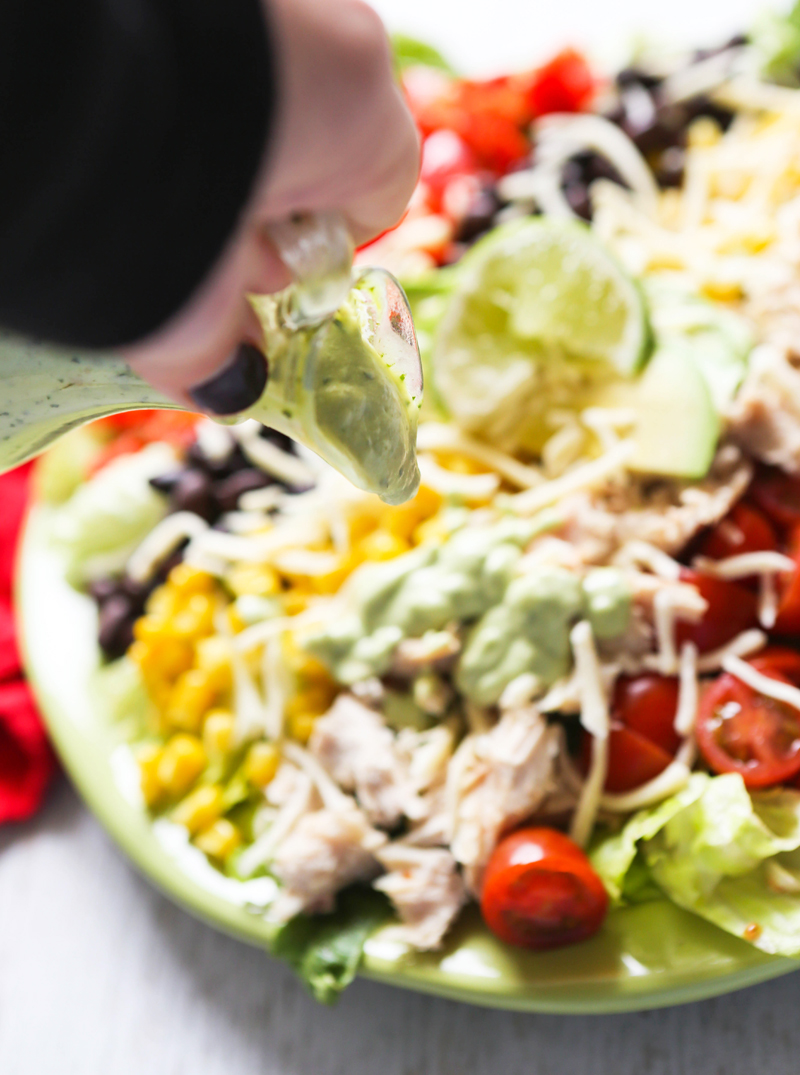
[189,344,268,415]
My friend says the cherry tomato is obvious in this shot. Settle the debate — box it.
[750,465,800,532]
[419,130,477,210]
[525,49,595,117]
[675,569,759,654]
[750,646,800,685]
[696,669,800,787]
[480,827,608,950]
[612,674,681,755]
[604,725,675,793]
[696,502,777,562]
[774,525,800,636]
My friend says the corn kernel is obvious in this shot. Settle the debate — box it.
[157,734,206,798]
[433,451,486,475]
[169,563,216,595]
[144,586,180,621]
[384,484,442,540]
[225,603,248,634]
[131,635,195,682]
[282,588,310,616]
[286,684,336,719]
[226,562,281,598]
[282,635,332,683]
[688,116,721,148]
[172,783,223,834]
[136,743,164,807]
[165,668,218,732]
[202,709,236,757]
[244,741,281,787]
[194,635,233,692]
[356,529,409,563]
[701,278,743,303]
[194,818,242,860]
[288,711,317,744]
[412,512,450,547]
[171,593,216,640]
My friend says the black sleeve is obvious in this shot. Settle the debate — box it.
[0,0,276,350]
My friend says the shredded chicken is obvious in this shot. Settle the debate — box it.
[373,844,468,950]
[562,446,752,560]
[270,801,386,922]
[728,344,800,471]
[447,706,560,894]
[390,629,462,677]
[309,694,418,828]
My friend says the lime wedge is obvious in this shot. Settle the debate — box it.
[432,218,650,451]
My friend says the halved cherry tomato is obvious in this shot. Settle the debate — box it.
[580,674,680,792]
[774,525,800,636]
[696,501,777,562]
[480,827,608,950]
[750,646,800,685]
[612,674,681,755]
[524,49,596,117]
[696,668,800,787]
[750,465,800,532]
[604,725,674,793]
[675,569,759,654]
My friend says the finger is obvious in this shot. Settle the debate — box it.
[123,222,290,411]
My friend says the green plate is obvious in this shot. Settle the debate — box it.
[18,505,800,1012]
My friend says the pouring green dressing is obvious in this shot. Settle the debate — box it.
[0,212,423,505]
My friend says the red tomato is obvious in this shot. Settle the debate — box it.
[750,465,800,532]
[612,674,681,755]
[696,502,777,562]
[675,569,759,654]
[525,49,595,117]
[88,431,145,474]
[696,669,800,787]
[419,130,477,209]
[750,646,800,685]
[774,525,800,636]
[604,725,675,794]
[480,827,608,950]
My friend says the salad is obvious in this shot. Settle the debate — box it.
[35,4,800,1000]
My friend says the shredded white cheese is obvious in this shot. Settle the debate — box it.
[692,551,795,579]
[261,635,289,741]
[510,440,634,516]
[233,420,315,488]
[695,628,768,672]
[416,422,544,489]
[614,540,683,580]
[649,584,707,675]
[569,621,609,847]
[236,768,315,876]
[126,511,209,583]
[281,741,353,811]
[674,642,699,737]
[417,454,500,500]
[722,653,800,712]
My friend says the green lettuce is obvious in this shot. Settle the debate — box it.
[391,33,456,76]
[52,442,173,587]
[271,886,392,1003]
[753,1,800,86]
[591,773,800,957]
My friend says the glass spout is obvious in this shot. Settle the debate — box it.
[245,267,422,505]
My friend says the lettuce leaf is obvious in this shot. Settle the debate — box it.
[271,886,392,1003]
[391,33,456,76]
[52,443,174,586]
[591,773,800,956]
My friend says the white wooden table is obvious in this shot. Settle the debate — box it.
[3,2,797,1070]
[1,777,798,1075]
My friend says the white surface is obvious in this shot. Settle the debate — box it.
[370,0,768,74]
[3,2,799,1072]
[2,779,800,1075]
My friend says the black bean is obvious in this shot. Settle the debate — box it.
[169,468,216,521]
[454,188,500,243]
[214,469,273,513]
[655,146,685,189]
[258,426,295,454]
[98,594,137,660]
[564,183,592,221]
[615,66,663,91]
[149,471,182,495]
[87,577,119,605]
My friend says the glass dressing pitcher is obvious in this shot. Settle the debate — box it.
[0,212,422,505]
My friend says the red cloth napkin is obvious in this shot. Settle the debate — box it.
[0,464,57,823]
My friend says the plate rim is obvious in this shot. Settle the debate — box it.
[18,503,800,1013]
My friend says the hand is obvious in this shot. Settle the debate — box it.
[124,0,419,415]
